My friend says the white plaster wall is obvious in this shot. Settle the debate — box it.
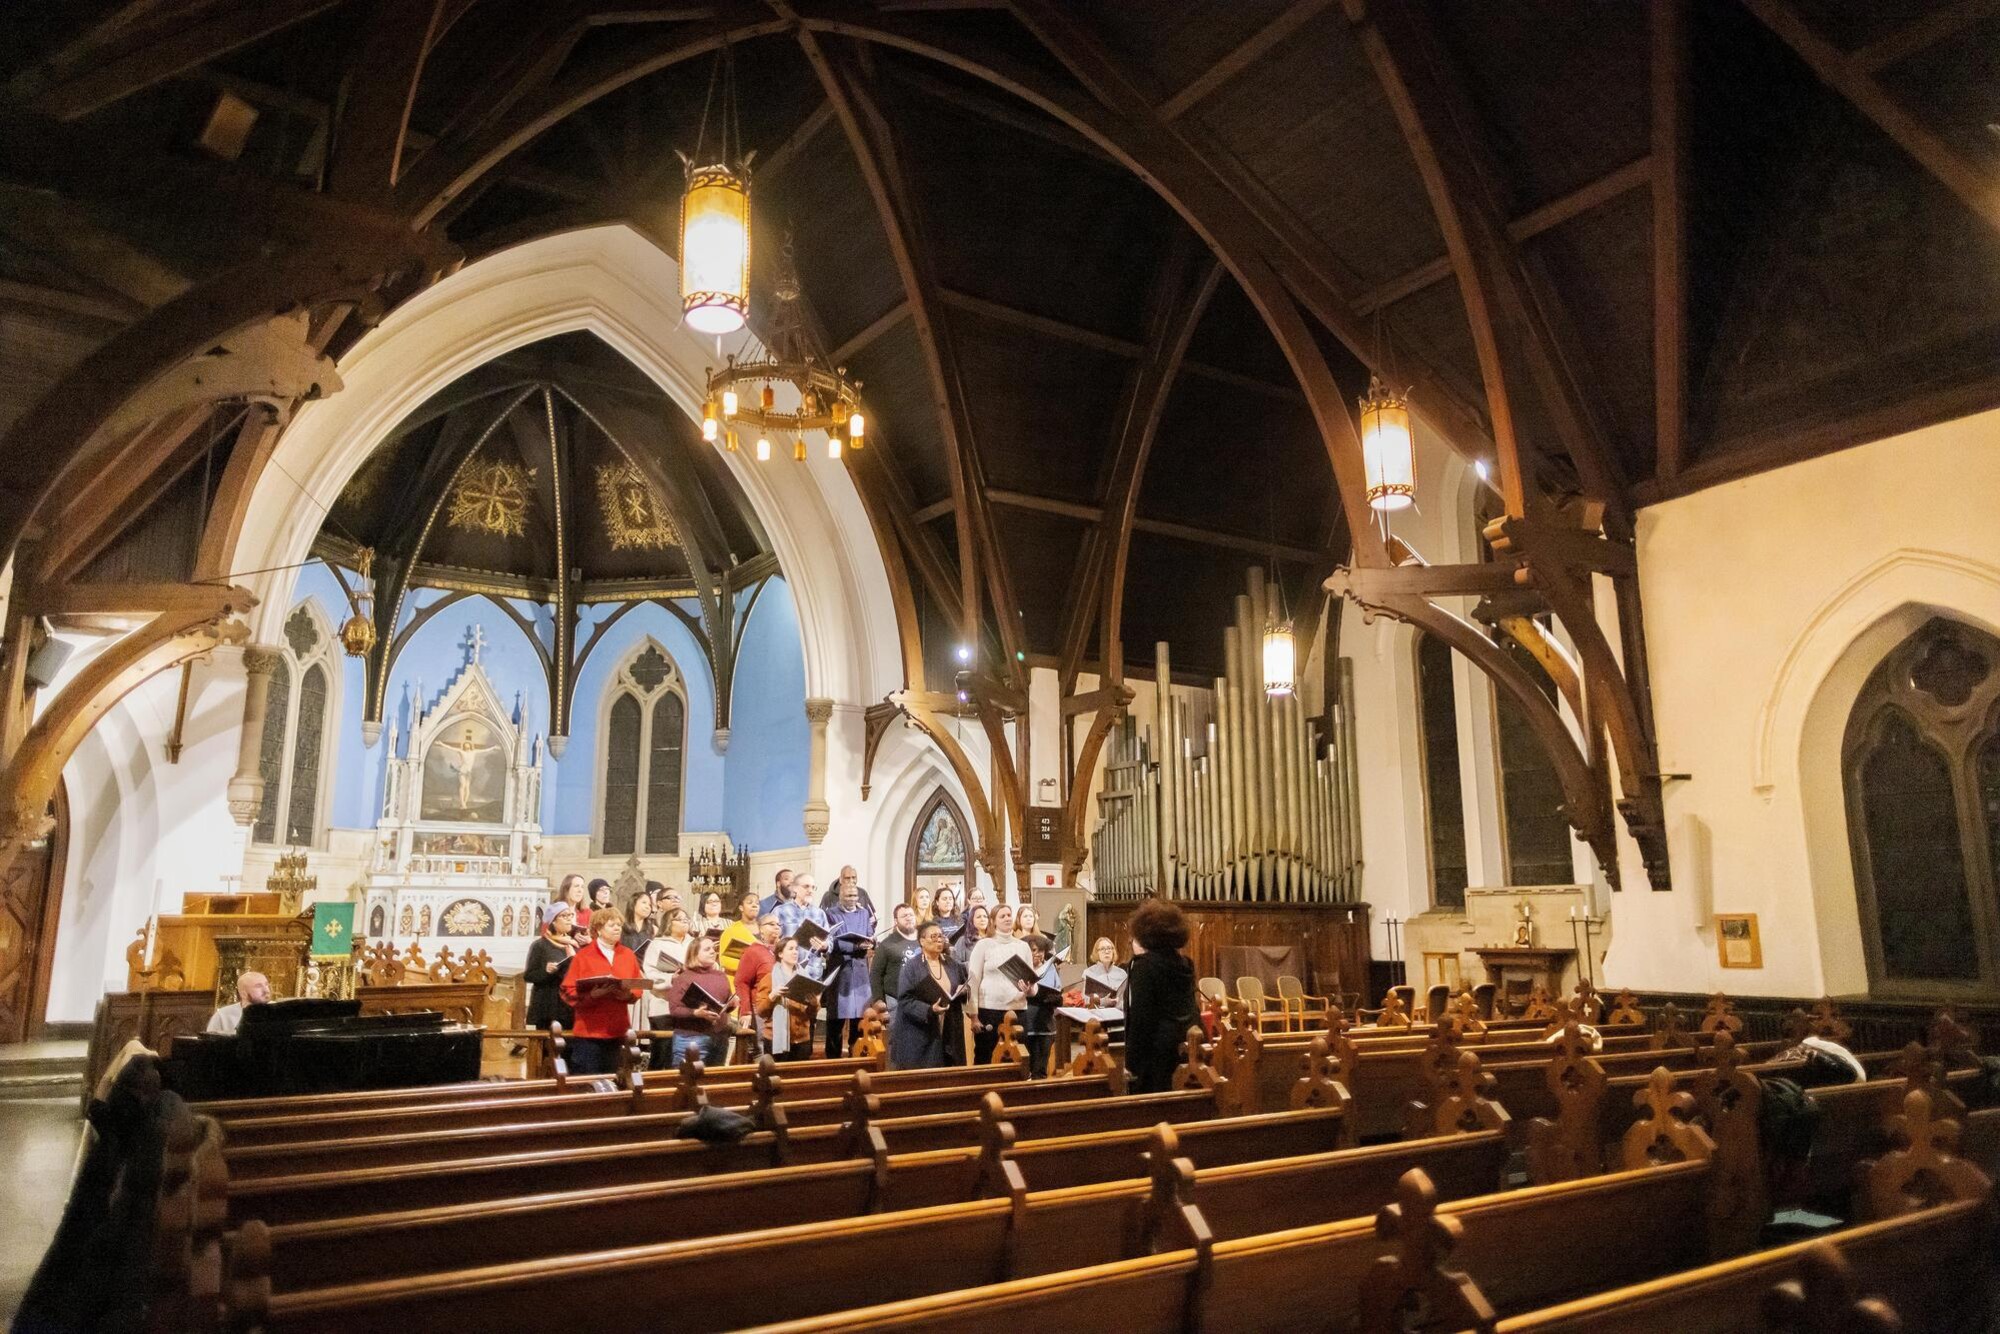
[47,649,246,1022]
[1604,405,2000,996]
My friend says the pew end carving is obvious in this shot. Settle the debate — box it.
[1357,1168,1498,1334]
[1406,1050,1510,1139]
[1862,1086,1993,1221]
[1621,1066,1716,1168]
[1762,1240,1904,1334]
[1525,1023,1610,1185]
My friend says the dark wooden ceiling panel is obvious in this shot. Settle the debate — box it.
[1790,0,1953,53]
[1138,374,1335,554]
[1082,0,1303,103]
[948,306,1127,505]
[1183,273,1299,389]
[764,118,902,346]
[894,75,1176,346]
[991,505,1085,652]
[1523,187,1657,481]
[844,317,954,507]
[1194,11,1444,291]
[1876,13,2000,167]
[1119,530,1265,683]
[1380,279,1486,427]
[1430,0,1648,213]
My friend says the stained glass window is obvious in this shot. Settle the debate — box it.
[644,692,685,854]
[1495,633,1573,886]
[285,663,327,845]
[1416,633,1468,909]
[602,693,642,856]
[253,657,290,845]
[1844,618,2000,992]
[916,802,966,872]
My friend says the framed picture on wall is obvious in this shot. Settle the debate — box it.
[1716,913,1762,969]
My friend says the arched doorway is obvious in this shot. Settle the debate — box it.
[1843,617,2000,994]
[905,789,971,909]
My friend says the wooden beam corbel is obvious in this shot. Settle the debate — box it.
[0,582,255,886]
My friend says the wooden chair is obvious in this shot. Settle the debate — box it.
[1235,977,1279,1031]
[1273,975,1326,1032]
[1196,977,1228,1019]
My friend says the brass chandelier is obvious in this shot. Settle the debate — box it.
[700,239,865,463]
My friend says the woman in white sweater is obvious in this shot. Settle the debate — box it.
[965,903,1032,1065]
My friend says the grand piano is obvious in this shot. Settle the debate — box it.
[163,998,483,1101]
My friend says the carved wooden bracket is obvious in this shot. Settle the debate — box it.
[1328,512,1671,889]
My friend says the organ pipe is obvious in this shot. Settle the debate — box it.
[1090,567,1363,904]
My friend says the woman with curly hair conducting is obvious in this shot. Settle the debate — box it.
[1121,898,1199,1094]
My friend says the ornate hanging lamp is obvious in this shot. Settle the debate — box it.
[1358,376,1415,512]
[338,547,378,658]
[1262,619,1295,698]
[702,234,865,463]
[679,46,751,336]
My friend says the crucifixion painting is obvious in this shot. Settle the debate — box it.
[421,716,506,822]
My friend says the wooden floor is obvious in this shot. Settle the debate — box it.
[0,1097,85,1321]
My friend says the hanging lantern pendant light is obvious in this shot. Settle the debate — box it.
[1262,618,1295,698]
[1358,375,1415,514]
[679,45,751,336]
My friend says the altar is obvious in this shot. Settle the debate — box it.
[359,629,548,973]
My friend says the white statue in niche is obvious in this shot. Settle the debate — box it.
[422,718,506,822]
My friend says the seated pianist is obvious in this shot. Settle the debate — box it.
[206,970,272,1035]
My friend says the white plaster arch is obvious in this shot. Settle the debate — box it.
[861,733,993,908]
[232,224,899,707]
[1754,548,2000,794]
[1769,551,2000,993]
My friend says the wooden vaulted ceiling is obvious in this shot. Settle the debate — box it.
[2,1,1997,685]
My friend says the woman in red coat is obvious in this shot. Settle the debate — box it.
[559,909,643,1075]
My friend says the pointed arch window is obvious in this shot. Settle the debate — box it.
[1844,617,2000,993]
[1415,633,1469,909]
[596,641,687,856]
[253,601,340,848]
[905,789,972,907]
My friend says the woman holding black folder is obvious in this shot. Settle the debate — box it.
[663,934,735,1067]
[758,937,815,1059]
[558,910,644,1075]
[967,904,1032,1066]
[891,923,966,1068]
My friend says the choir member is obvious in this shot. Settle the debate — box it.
[818,864,877,915]
[1020,934,1063,1078]
[913,887,934,924]
[1082,937,1129,1003]
[967,904,1032,1065]
[638,908,694,1068]
[206,970,271,1035]
[758,867,794,918]
[717,888,761,986]
[774,876,828,944]
[621,891,657,955]
[555,875,589,931]
[663,934,735,1067]
[1123,900,1199,1093]
[692,890,727,938]
[757,937,814,1059]
[951,904,989,968]
[1014,904,1041,941]
[822,878,877,1057]
[524,903,578,1032]
[891,923,967,1069]
[585,879,614,926]
[732,914,782,1060]
[870,902,921,1006]
[558,910,642,1075]
[930,886,963,945]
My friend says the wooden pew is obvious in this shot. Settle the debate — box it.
[192,1049,886,1121]
[212,1057,1024,1145]
[221,1085,1232,1225]
[1494,1202,1991,1331]
[728,1160,1732,1333]
[219,1071,1124,1178]
[228,1125,1495,1327]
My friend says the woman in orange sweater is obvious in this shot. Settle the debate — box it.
[558,909,643,1075]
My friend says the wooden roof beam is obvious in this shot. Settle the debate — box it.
[1743,0,2000,237]
[1084,245,1223,688]
[1652,0,1688,483]
[328,0,448,201]
[36,405,229,586]
[1851,0,2000,74]
[1344,0,1631,521]
[1157,0,1336,122]
[15,0,350,121]
[1354,156,1653,315]
[796,22,1027,680]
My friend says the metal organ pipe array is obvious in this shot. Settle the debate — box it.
[1092,569,1363,903]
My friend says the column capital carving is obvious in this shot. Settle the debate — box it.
[242,644,286,677]
[803,698,835,725]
